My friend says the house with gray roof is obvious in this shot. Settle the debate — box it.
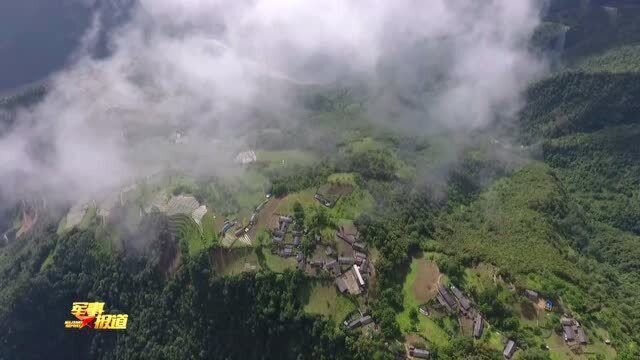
[503,340,516,359]
[409,348,430,359]
[473,314,484,338]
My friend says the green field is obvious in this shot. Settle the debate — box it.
[256,150,317,171]
[327,172,358,185]
[303,284,357,323]
[396,255,450,347]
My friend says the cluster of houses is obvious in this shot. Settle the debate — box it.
[333,227,370,296]
[434,284,518,359]
[436,284,487,339]
[561,316,588,345]
[270,215,302,261]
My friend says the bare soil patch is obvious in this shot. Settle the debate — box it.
[248,197,282,238]
[320,183,354,197]
[412,260,440,303]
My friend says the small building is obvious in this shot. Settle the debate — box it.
[437,285,457,310]
[473,314,484,338]
[450,285,471,313]
[524,289,539,302]
[339,257,355,265]
[409,348,430,359]
[560,317,573,326]
[503,340,516,359]
[337,228,355,245]
[272,236,283,244]
[222,222,234,234]
[353,242,366,252]
[360,259,368,273]
[354,251,367,259]
[325,247,334,256]
[279,216,293,224]
[325,260,341,276]
[283,245,294,257]
[577,327,588,344]
[347,318,362,329]
[310,259,324,268]
[296,260,305,271]
[360,315,373,326]
[563,325,575,342]
[335,278,348,293]
[353,265,365,287]
[296,252,304,262]
[293,235,301,246]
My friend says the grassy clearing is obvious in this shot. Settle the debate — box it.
[212,248,260,276]
[303,284,356,322]
[397,255,450,347]
[275,189,317,214]
[327,172,358,186]
[231,170,269,210]
[329,188,374,220]
[256,150,317,171]
[262,250,296,272]
[78,206,96,229]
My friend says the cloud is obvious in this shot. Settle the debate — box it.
[0,0,546,204]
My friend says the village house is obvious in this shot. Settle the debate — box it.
[360,259,368,273]
[353,242,366,252]
[503,339,516,359]
[577,327,588,345]
[325,260,341,276]
[353,265,365,287]
[409,347,430,359]
[282,245,294,257]
[337,227,356,245]
[347,315,373,330]
[354,251,367,265]
[339,256,355,265]
[560,317,587,344]
[450,285,471,315]
[325,247,334,256]
[437,285,457,310]
[473,314,484,338]
[524,289,539,302]
[335,278,348,293]
[296,260,305,271]
[563,324,575,342]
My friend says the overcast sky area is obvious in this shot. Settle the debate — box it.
[0,0,546,205]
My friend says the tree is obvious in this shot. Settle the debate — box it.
[293,201,305,226]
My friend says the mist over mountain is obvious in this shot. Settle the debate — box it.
[2,1,640,360]
[0,0,544,206]
[0,0,134,93]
